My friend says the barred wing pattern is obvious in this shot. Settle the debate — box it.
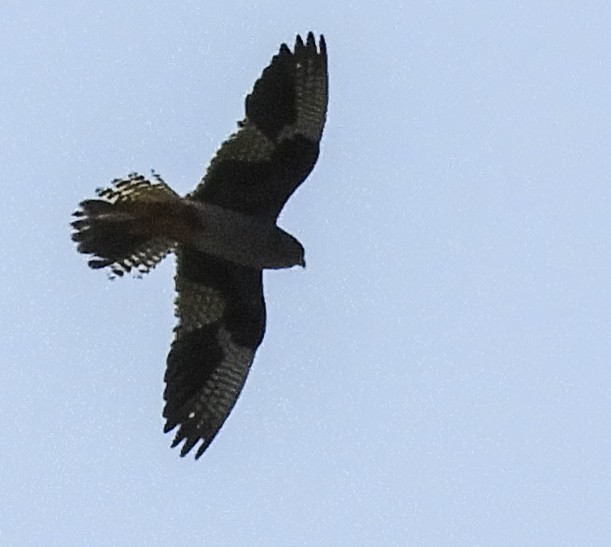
[191,32,328,218]
[164,249,265,458]
[163,33,328,458]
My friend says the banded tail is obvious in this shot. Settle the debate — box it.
[71,172,192,277]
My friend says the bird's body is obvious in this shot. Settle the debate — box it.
[71,33,328,458]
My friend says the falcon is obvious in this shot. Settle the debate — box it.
[71,33,328,459]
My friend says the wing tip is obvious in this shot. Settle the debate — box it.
[164,409,213,460]
[167,426,210,460]
[319,34,327,55]
[290,32,326,58]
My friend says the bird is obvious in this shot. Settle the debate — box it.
[71,32,328,459]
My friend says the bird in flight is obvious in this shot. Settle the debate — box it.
[71,32,328,459]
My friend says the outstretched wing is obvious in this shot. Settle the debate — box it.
[190,32,328,219]
[163,248,266,459]
[163,33,327,458]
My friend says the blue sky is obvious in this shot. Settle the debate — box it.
[2,2,611,545]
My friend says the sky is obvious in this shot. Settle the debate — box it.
[2,2,611,545]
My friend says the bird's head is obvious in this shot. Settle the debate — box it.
[273,228,306,269]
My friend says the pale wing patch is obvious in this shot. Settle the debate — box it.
[278,34,328,143]
[212,122,275,163]
[172,327,256,458]
[174,275,225,330]
[290,59,328,141]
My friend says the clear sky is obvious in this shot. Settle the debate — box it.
[2,2,611,546]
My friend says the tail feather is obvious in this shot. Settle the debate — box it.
[71,172,180,277]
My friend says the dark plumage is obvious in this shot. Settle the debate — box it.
[71,32,328,458]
